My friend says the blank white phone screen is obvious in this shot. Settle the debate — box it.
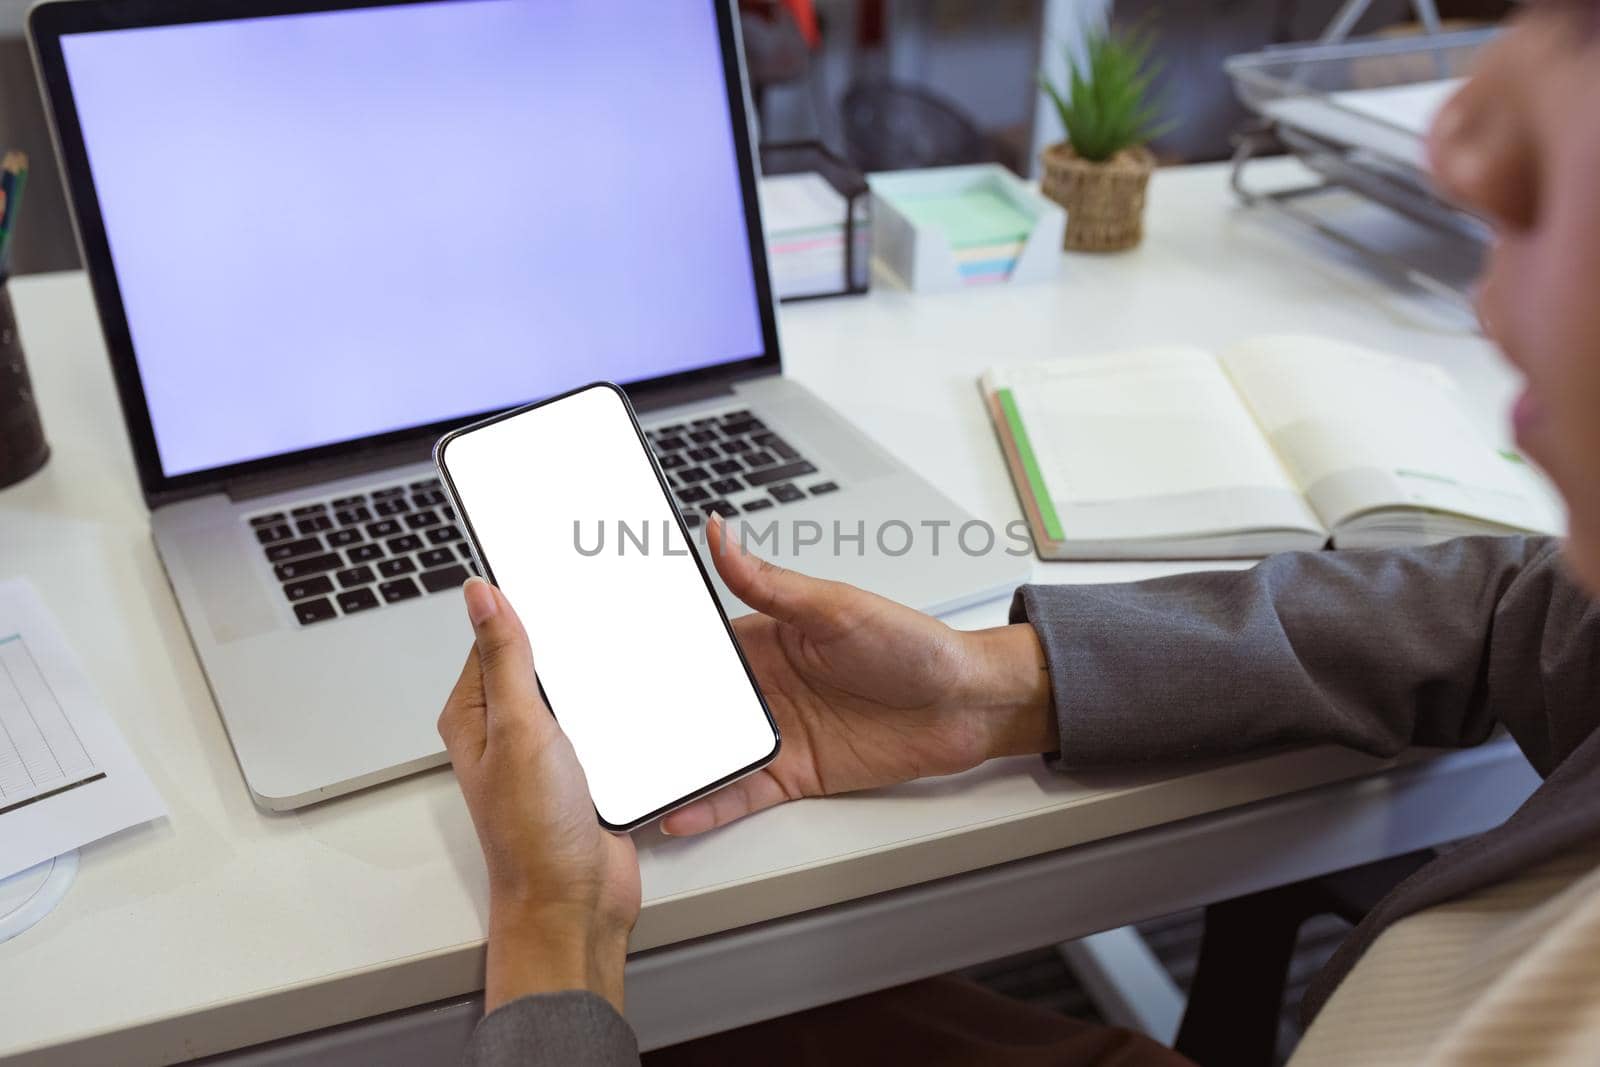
[440,385,777,828]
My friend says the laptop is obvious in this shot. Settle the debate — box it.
[28,0,1030,810]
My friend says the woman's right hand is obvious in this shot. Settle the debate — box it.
[661,515,1059,836]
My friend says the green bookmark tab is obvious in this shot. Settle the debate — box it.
[997,388,1063,542]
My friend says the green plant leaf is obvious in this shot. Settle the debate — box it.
[1040,20,1171,162]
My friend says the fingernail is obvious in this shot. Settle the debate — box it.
[463,577,498,627]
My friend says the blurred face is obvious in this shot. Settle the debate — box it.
[1428,1,1600,588]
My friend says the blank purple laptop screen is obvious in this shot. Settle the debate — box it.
[60,0,766,478]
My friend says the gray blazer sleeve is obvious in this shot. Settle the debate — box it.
[463,991,639,1067]
[1010,536,1600,777]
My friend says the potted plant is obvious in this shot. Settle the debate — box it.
[1038,25,1170,252]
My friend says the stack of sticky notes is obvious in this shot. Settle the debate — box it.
[760,172,868,301]
[895,184,1034,286]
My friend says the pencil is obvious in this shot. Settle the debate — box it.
[0,151,29,275]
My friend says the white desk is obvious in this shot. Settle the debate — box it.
[0,160,1540,1065]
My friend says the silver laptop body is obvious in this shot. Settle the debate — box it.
[32,0,1028,810]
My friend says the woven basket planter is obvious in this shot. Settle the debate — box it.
[1039,143,1155,253]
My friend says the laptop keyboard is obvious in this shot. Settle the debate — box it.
[644,409,836,526]
[250,410,836,627]
[250,477,478,626]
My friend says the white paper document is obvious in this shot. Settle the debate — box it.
[0,579,166,880]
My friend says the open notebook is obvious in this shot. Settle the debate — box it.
[981,335,1562,560]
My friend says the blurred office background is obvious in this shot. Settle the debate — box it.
[0,0,1516,278]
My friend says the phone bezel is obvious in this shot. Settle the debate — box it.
[433,380,781,833]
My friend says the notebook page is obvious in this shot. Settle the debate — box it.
[1219,335,1560,533]
[0,578,166,879]
[996,348,1321,543]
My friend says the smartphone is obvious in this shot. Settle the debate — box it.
[434,382,780,832]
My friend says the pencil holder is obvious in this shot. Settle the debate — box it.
[0,281,48,489]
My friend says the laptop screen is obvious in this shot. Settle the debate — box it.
[57,0,768,479]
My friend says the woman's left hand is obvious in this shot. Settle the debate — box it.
[439,577,641,1014]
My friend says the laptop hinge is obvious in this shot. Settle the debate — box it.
[219,373,749,504]
[223,437,436,503]
[626,374,740,415]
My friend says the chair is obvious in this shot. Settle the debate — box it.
[839,81,986,173]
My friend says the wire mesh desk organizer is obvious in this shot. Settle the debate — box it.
[1224,27,1496,313]
[758,141,870,303]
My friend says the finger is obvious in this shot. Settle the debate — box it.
[659,770,792,836]
[437,646,489,766]
[706,514,853,640]
[462,577,550,741]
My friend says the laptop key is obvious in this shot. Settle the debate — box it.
[249,512,287,528]
[404,509,441,529]
[711,459,743,476]
[743,499,774,512]
[426,524,462,545]
[296,515,333,535]
[711,478,742,495]
[256,523,293,545]
[266,537,325,564]
[411,489,445,508]
[294,598,339,625]
[754,433,799,460]
[457,543,475,561]
[367,519,403,539]
[275,552,342,581]
[721,417,764,435]
[808,482,840,496]
[745,450,775,467]
[409,478,441,491]
[335,565,376,589]
[688,430,717,445]
[335,506,372,525]
[688,446,719,462]
[291,503,328,518]
[720,439,751,454]
[283,575,335,601]
[682,512,703,529]
[375,497,410,517]
[745,460,817,487]
[331,495,367,508]
[659,453,686,470]
[677,487,711,505]
[656,423,686,434]
[442,505,456,521]
[372,486,406,500]
[348,543,385,564]
[379,578,422,603]
[378,557,417,578]
[419,564,470,594]
[679,467,710,484]
[656,436,688,452]
[327,528,362,548]
[418,547,455,569]
[770,484,805,504]
[703,500,739,519]
[387,534,424,554]
[337,588,381,614]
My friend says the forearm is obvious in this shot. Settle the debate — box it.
[486,903,628,1015]
[983,536,1598,774]
[961,623,1060,759]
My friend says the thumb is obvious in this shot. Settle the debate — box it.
[706,514,853,640]
[463,577,549,740]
